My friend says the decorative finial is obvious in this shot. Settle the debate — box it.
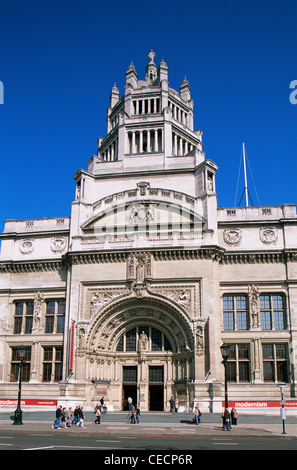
[148,50,156,64]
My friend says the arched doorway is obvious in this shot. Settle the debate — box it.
[86,295,194,411]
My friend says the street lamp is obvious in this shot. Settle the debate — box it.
[220,343,230,411]
[13,345,26,425]
[277,384,288,435]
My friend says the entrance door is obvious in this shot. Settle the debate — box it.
[149,366,164,411]
[149,384,164,411]
[122,384,137,411]
[122,366,138,411]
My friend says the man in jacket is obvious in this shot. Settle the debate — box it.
[52,405,62,429]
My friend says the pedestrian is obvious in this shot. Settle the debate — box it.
[77,406,85,427]
[193,407,199,425]
[169,396,174,412]
[127,396,132,411]
[52,405,62,429]
[231,407,238,425]
[100,397,104,412]
[75,405,81,426]
[66,407,72,427]
[130,404,136,424]
[61,407,67,428]
[222,408,231,431]
[73,406,79,425]
[93,407,101,424]
[136,405,140,424]
[174,397,179,413]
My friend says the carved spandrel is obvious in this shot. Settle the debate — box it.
[151,284,199,317]
[88,287,130,320]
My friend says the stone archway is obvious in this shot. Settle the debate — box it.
[84,294,195,410]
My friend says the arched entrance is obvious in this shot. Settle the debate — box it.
[86,294,194,411]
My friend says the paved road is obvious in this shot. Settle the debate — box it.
[0,411,296,451]
[0,432,296,452]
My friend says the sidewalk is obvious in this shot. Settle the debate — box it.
[0,412,296,438]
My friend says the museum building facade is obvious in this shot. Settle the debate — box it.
[0,51,297,412]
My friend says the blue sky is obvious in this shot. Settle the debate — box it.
[0,0,296,230]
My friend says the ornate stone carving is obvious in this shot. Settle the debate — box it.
[259,227,277,244]
[32,291,44,333]
[249,284,260,329]
[195,319,205,356]
[127,252,152,282]
[129,203,155,224]
[138,330,149,351]
[50,237,67,253]
[19,239,34,254]
[90,289,129,318]
[223,228,242,245]
[151,284,199,317]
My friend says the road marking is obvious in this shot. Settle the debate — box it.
[25,446,54,450]
[106,426,130,430]
[95,440,120,443]
[213,442,238,446]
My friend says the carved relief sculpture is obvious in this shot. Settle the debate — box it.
[259,227,277,244]
[32,291,44,333]
[19,239,35,254]
[249,284,260,329]
[223,229,242,245]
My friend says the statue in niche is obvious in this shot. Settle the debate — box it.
[33,291,43,332]
[78,327,86,350]
[138,330,149,351]
[249,284,260,329]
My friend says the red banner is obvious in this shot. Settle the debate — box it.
[69,321,75,371]
[0,399,57,406]
[224,400,297,408]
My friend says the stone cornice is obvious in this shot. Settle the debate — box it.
[1,248,297,272]
[221,250,297,265]
[0,260,63,273]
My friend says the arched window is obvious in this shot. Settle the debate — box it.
[116,326,172,352]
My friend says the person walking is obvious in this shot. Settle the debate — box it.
[231,407,238,425]
[77,406,85,427]
[174,397,179,413]
[100,397,104,412]
[61,407,67,428]
[66,407,72,427]
[130,404,136,424]
[193,407,199,425]
[73,406,79,425]
[52,405,62,429]
[93,407,101,424]
[127,396,132,411]
[222,408,231,431]
[136,405,140,424]
[169,397,174,412]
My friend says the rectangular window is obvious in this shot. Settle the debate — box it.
[262,343,288,382]
[10,347,31,382]
[149,366,164,383]
[126,328,136,351]
[42,346,63,382]
[226,344,250,383]
[152,328,162,351]
[223,295,248,331]
[14,302,24,334]
[24,301,34,334]
[57,301,66,333]
[123,366,137,383]
[260,294,286,330]
[14,301,34,334]
[45,301,55,333]
[45,300,66,334]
